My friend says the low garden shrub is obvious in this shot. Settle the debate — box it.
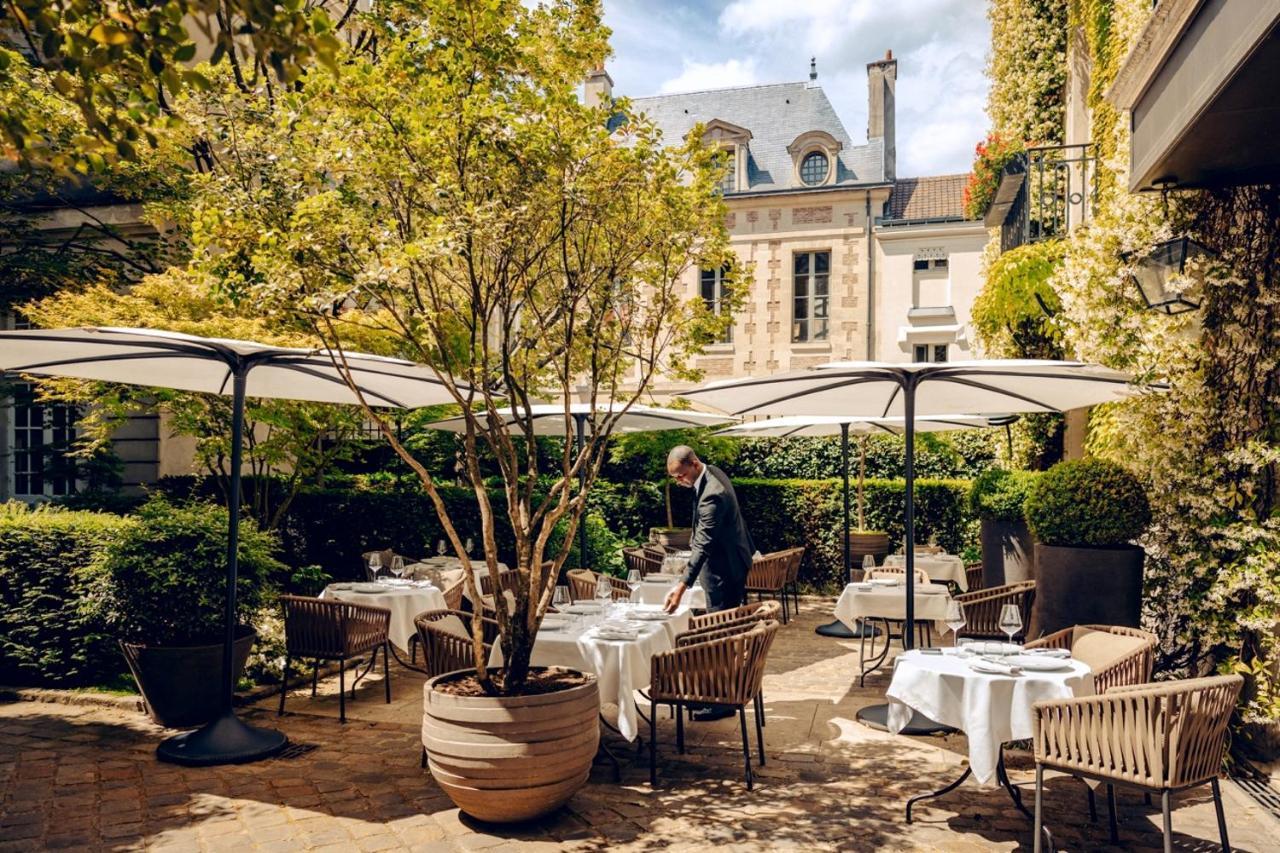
[969,468,1040,522]
[1024,459,1151,547]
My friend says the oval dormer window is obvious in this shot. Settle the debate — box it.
[800,150,829,186]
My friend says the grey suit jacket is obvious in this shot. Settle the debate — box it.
[682,464,753,608]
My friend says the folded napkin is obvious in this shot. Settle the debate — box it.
[593,628,640,641]
[643,573,679,583]
[540,616,571,630]
[964,641,1023,656]
[1023,647,1071,659]
[970,658,1023,676]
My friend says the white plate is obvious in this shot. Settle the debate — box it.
[350,583,385,594]
[1007,654,1074,672]
[968,660,1021,675]
[563,603,604,614]
[870,578,901,586]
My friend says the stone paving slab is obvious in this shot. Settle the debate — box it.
[1,603,1275,851]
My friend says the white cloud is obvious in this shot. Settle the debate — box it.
[658,58,760,94]
[603,0,990,176]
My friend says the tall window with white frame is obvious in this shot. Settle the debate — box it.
[717,148,736,194]
[792,251,830,342]
[700,265,733,342]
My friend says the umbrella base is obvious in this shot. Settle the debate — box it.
[156,711,288,767]
[815,618,880,639]
[856,703,955,736]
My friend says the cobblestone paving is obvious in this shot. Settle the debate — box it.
[1,603,1276,851]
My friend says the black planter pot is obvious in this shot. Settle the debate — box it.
[121,626,257,729]
[1030,543,1144,638]
[980,518,1033,588]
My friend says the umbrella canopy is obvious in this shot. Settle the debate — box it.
[422,402,734,435]
[714,414,1015,438]
[0,327,461,767]
[682,360,1156,650]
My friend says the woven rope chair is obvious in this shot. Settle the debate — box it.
[648,619,780,790]
[685,600,782,635]
[954,580,1036,641]
[623,547,664,578]
[1025,623,1159,834]
[964,563,984,592]
[1031,674,1243,853]
[413,609,499,767]
[746,550,792,623]
[866,566,930,586]
[278,595,392,723]
[780,547,805,616]
[566,568,630,602]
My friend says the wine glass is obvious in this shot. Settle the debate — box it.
[367,553,382,581]
[945,600,966,646]
[390,555,405,582]
[999,603,1023,644]
[859,553,875,582]
[552,585,571,611]
[437,539,447,557]
[626,569,642,593]
[595,573,612,605]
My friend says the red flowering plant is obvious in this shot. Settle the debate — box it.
[963,133,1026,220]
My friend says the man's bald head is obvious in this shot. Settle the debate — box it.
[666,445,703,487]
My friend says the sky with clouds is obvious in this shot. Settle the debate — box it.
[601,0,991,178]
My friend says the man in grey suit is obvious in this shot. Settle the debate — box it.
[663,445,753,614]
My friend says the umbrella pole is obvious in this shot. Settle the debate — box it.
[157,369,287,766]
[904,376,917,650]
[816,423,878,640]
[575,415,588,569]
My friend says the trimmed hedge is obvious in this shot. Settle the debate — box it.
[0,505,134,686]
[969,468,1040,522]
[1024,459,1151,547]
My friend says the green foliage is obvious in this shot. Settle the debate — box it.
[971,240,1066,358]
[728,432,999,481]
[969,468,1040,521]
[984,0,1067,147]
[1024,459,1151,547]
[963,133,1025,220]
[93,497,284,646]
[0,503,134,685]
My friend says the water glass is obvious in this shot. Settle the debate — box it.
[464,537,475,557]
[552,585,571,610]
[626,569,642,592]
[945,600,966,645]
[437,539,447,557]
[367,553,382,581]
[999,603,1023,643]
[595,574,612,605]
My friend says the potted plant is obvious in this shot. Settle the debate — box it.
[847,436,889,565]
[102,498,283,729]
[969,468,1039,587]
[1023,459,1151,637]
[219,0,742,823]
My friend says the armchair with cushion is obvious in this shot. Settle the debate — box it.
[1032,674,1243,853]
[1025,624,1156,694]
[647,620,780,790]
[279,595,392,723]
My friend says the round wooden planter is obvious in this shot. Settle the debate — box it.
[979,518,1034,587]
[649,527,692,550]
[847,531,890,573]
[1030,543,1144,638]
[421,667,600,823]
[120,626,256,729]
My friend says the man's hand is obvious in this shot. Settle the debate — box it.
[663,582,687,613]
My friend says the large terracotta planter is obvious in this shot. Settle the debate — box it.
[120,626,256,729]
[847,531,890,576]
[649,527,692,550]
[421,667,599,823]
[980,518,1034,587]
[1029,543,1144,638]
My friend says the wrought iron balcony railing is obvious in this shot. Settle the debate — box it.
[983,143,1098,253]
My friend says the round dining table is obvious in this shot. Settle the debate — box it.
[321,580,446,652]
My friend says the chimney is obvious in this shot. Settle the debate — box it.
[584,64,614,109]
[867,49,897,181]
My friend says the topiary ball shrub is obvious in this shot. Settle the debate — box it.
[95,497,286,647]
[1024,459,1151,547]
[969,468,1040,522]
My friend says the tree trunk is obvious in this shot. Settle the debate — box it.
[857,436,867,530]
[665,479,673,529]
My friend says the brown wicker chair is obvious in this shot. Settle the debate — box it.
[413,609,499,767]
[781,547,805,616]
[278,595,392,723]
[623,547,664,578]
[964,563,984,592]
[648,619,780,790]
[1032,674,1243,853]
[954,580,1036,642]
[866,566,930,586]
[566,568,630,602]
[684,600,782,636]
[745,550,793,623]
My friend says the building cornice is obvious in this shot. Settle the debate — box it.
[874,219,987,240]
[725,182,893,202]
[1106,0,1203,109]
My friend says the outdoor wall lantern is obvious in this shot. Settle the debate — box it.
[1126,235,1215,315]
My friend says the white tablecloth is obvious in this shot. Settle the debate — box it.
[630,579,707,609]
[489,604,692,741]
[885,649,1094,785]
[407,556,508,602]
[884,553,969,590]
[833,582,954,632]
[321,582,447,650]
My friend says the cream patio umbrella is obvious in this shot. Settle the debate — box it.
[715,414,1018,638]
[682,360,1154,648]
[0,327,463,767]
[422,403,736,565]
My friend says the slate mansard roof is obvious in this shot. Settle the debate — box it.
[628,81,887,193]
